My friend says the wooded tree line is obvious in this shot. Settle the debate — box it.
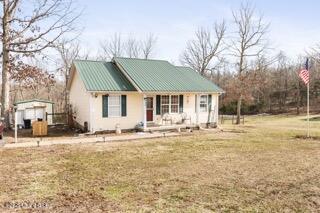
[214,53,320,115]
[180,2,320,122]
[1,1,319,128]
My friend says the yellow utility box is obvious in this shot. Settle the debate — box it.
[32,121,48,136]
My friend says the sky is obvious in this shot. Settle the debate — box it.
[75,0,320,63]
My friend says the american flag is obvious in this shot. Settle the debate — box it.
[299,59,309,85]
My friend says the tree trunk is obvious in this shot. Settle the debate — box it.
[236,56,243,125]
[236,95,242,124]
[19,87,24,100]
[1,0,11,129]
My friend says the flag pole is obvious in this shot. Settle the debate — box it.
[307,80,310,138]
[299,58,311,138]
[306,57,310,138]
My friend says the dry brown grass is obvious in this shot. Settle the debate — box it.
[0,115,320,212]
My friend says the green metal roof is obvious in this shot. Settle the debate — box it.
[73,60,136,91]
[14,99,54,105]
[175,66,224,93]
[114,57,223,93]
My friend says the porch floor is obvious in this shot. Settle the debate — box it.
[144,123,198,132]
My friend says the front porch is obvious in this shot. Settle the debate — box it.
[144,122,199,132]
[141,93,217,131]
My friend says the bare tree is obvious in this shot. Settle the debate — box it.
[307,43,320,63]
[100,33,157,60]
[99,33,123,60]
[274,52,290,111]
[55,39,81,113]
[181,21,226,76]
[125,37,140,58]
[141,34,157,59]
[230,2,269,124]
[1,0,80,128]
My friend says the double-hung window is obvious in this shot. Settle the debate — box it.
[161,95,170,114]
[170,95,179,113]
[161,95,179,114]
[200,95,208,112]
[108,95,121,117]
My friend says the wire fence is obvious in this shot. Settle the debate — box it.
[46,113,68,125]
[219,114,245,125]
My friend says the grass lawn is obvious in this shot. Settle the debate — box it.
[0,115,320,212]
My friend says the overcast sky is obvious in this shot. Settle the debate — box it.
[76,0,320,63]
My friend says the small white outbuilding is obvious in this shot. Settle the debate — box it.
[14,99,54,127]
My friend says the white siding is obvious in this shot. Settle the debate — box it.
[89,93,219,132]
[69,70,90,128]
[15,101,54,125]
[16,110,24,125]
[90,93,144,132]
[154,93,219,125]
[69,70,220,132]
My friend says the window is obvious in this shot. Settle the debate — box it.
[161,95,169,114]
[170,95,179,113]
[200,95,208,112]
[109,95,121,117]
[161,95,179,114]
[146,97,153,109]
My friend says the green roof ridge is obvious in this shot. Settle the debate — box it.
[113,57,169,63]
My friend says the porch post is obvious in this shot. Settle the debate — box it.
[143,94,147,130]
[196,94,200,125]
[89,94,95,132]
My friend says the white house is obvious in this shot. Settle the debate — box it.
[67,57,224,132]
[14,99,54,127]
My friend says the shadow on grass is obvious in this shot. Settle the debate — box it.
[295,135,320,141]
[301,116,320,121]
[222,129,247,134]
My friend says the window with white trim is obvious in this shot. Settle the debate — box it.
[109,95,121,117]
[161,95,169,114]
[170,95,179,113]
[200,95,208,112]
[161,95,179,114]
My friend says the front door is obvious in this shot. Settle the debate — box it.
[146,97,153,122]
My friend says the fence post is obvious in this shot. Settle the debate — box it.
[232,115,234,124]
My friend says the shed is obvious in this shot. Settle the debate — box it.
[14,99,54,126]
